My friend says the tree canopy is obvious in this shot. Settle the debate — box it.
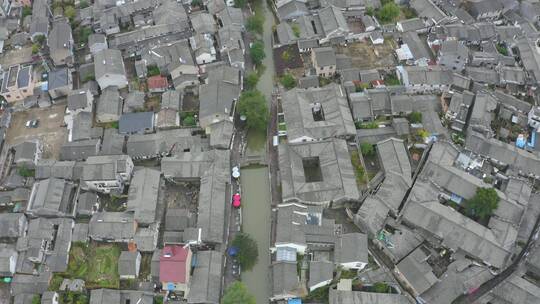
[465,187,499,220]
[237,90,268,131]
[376,2,400,24]
[245,72,260,90]
[408,111,422,124]
[234,0,247,8]
[222,281,256,304]
[250,41,266,66]
[231,232,259,271]
[246,14,264,35]
[64,6,76,21]
[360,142,374,157]
[280,73,297,90]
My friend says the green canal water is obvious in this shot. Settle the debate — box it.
[240,0,275,301]
[240,165,271,303]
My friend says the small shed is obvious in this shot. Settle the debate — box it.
[118,251,141,279]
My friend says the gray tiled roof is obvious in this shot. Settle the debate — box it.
[127,168,161,225]
[187,251,223,304]
[329,289,410,304]
[271,261,300,299]
[89,212,136,241]
[118,251,140,277]
[334,233,368,266]
[279,139,359,204]
[0,213,26,238]
[397,247,438,295]
[118,112,155,134]
[282,84,356,141]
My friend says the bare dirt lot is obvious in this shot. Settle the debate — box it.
[5,105,68,159]
[164,181,199,210]
[336,39,397,69]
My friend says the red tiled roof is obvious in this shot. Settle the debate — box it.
[159,245,189,283]
[147,75,168,89]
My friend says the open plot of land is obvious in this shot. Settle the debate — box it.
[182,92,199,112]
[5,105,67,158]
[164,181,199,210]
[61,242,121,289]
[336,39,397,69]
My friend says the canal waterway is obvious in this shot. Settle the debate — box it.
[240,0,276,301]
[240,166,272,303]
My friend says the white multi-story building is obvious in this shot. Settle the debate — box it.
[81,155,134,194]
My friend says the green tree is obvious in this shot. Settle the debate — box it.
[234,0,247,8]
[245,72,260,90]
[373,282,390,293]
[360,142,374,157]
[237,90,268,131]
[147,65,160,77]
[34,35,46,45]
[376,2,400,24]
[64,5,76,21]
[408,111,422,124]
[222,281,256,304]
[18,165,34,177]
[465,187,499,220]
[291,23,301,37]
[31,43,40,54]
[365,6,374,16]
[246,14,264,34]
[79,0,89,8]
[496,44,508,56]
[232,233,259,271]
[32,295,40,304]
[191,0,202,6]
[79,26,93,45]
[280,73,296,89]
[250,40,266,65]
[183,115,196,126]
[22,6,32,18]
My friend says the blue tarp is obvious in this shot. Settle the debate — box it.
[288,299,302,304]
[450,193,463,204]
[227,246,239,256]
[516,135,526,148]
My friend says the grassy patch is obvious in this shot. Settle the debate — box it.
[147,65,160,77]
[304,285,329,303]
[62,243,121,289]
[66,243,89,279]
[350,150,366,186]
[341,269,358,279]
[356,121,379,129]
[96,121,119,129]
[59,292,88,304]
[385,74,401,86]
[49,273,64,291]
[18,165,35,178]
[139,253,152,280]
[155,296,164,304]
[86,243,121,289]
[180,111,197,127]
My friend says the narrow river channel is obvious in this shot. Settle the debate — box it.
[240,0,276,302]
[240,166,272,303]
